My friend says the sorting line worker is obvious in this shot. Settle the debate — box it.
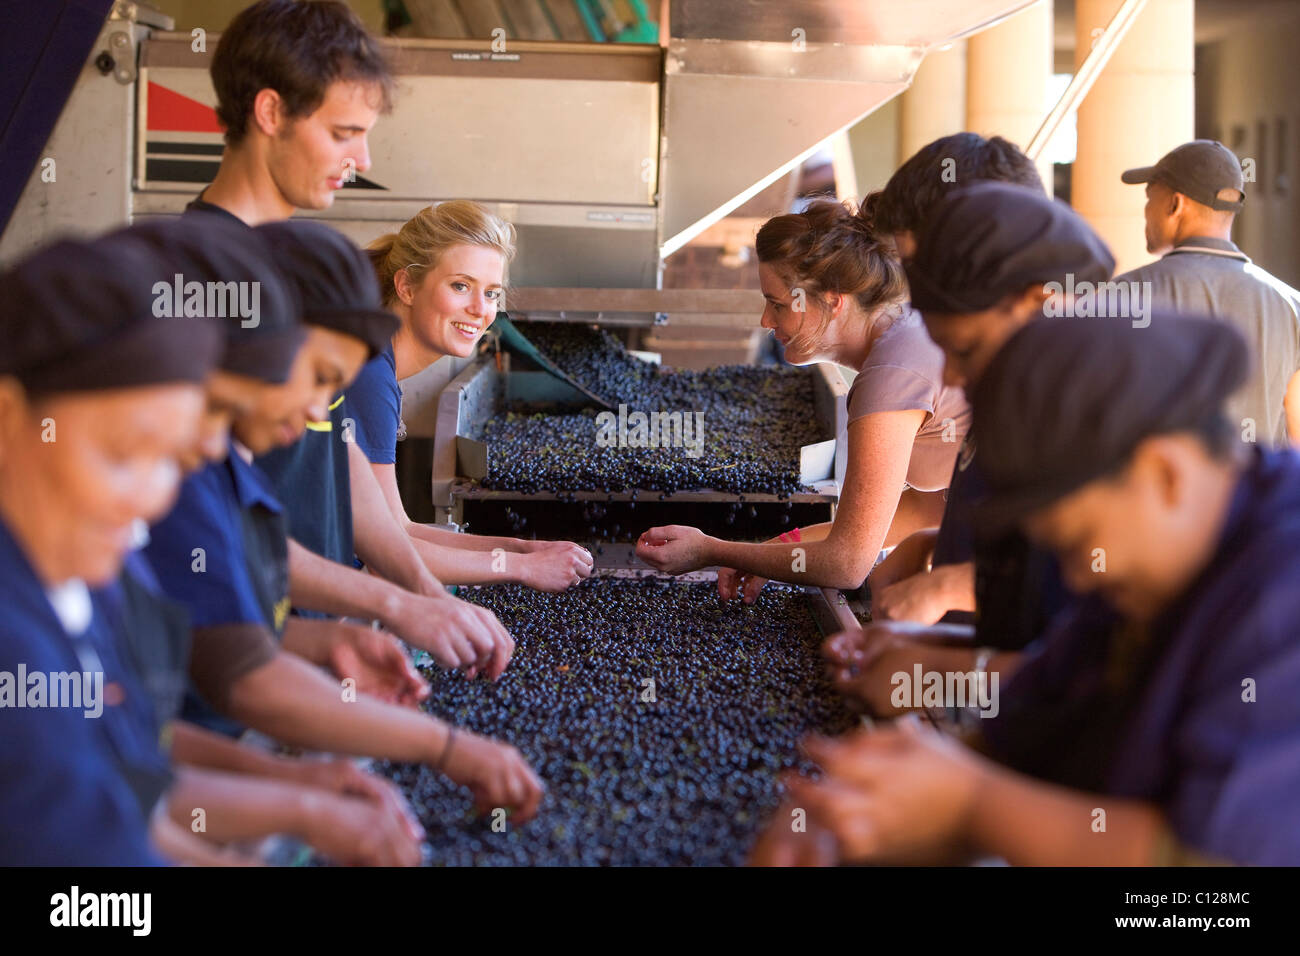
[759,315,1300,867]
[635,199,971,596]
[1117,139,1300,447]
[858,132,1051,627]
[351,201,593,590]
[826,182,1117,715]
[107,216,426,865]
[182,0,513,676]
[0,233,222,864]
[137,218,543,819]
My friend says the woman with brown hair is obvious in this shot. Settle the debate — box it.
[636,199,970,600]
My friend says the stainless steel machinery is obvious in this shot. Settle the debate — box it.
[0,0,1038,533]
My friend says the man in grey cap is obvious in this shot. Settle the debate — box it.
[1117,139,1300,447]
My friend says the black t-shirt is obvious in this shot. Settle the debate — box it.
[183,191,249,228]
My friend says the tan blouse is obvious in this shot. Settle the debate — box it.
[843,306,971,492]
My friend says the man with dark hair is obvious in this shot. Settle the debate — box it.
[858,137,1050,631]
[183,1,516,678]
[864,132,1045,260]
[1116,140,1300,447]
[194,0,393,225]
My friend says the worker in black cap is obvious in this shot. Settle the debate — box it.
[0,233,220,864]
[1117,139,1300,447]
[35,217,428,866]
[756,314,1300,866]
[825,181,1115,717]
[140,219,545,825]
[250,220,516,680]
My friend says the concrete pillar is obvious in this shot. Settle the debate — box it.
[966,0,1054,191]
[898,41,967,165]
[1073,0,1195,273]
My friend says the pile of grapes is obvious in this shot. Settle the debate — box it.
[478,323,827,497]
[379,576,857,866]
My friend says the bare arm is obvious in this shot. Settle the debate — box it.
[288,536,433,615]
[163,766,421,866]
[164,766,319,844]
[286,539,515,678]
[226,651,449,763]
[868,528,940,591]
[170,719,307,780]
[703,411,924,590]
[224,651,542,818]
[368,460,530,582]
[887,487,948,547]
[969,767,1166,866]
[366,460,592,590]
[347,441,443,594]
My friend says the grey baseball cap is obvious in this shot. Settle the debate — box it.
[1121,140,1245,212]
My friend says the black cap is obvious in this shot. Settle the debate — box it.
[0,234,222,397]
[254,220,398,360]
[905,182,1116,314]
[110,217,306,384]
[1121,140,1245,212]
[970,314,1249,534]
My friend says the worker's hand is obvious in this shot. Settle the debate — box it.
[634,525,712,575]
[288,756,425,844]
[440,730,545,823]
[517,544,594,592]
[820,623,939,716]
[787,726,985,864]
[301,789,424,867]
[385,592,515,681]
[872,570,954,625]
[150,803,262,867]
[865,529,938,594]
[717,566,768,604]
[748,802,840,866]
[324,622,430,707]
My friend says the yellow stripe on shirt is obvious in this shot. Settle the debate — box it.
[304,394,346,432]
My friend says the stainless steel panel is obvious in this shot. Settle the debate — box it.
[659,0,1043,253]
[670,0,1040,46]
[138,61,659,207]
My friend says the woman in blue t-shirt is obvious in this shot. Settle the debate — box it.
[353,201,594,590]
[0,233,223,865]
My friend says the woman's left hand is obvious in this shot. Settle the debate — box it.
[634,525,712,575]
